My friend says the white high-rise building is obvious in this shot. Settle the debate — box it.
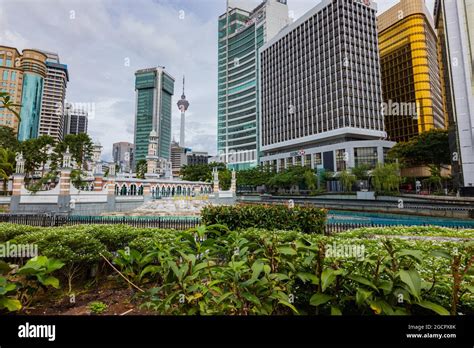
[435,0,474,193]
[38,51,69,141]
[259,0,395,172]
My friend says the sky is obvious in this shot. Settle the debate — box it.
[0,0,435,161]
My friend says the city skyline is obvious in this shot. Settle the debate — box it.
[0,0,435,160]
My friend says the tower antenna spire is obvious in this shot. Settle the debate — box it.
[182,75,185,97]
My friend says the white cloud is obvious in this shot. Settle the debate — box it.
[0,0,437,162]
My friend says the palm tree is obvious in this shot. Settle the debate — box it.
[0,147,15,195]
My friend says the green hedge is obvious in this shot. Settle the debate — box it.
[201,204,327,234]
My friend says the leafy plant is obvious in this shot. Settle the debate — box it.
[201,204,327,234]
[0,256,64,312]
[88,301,108,314]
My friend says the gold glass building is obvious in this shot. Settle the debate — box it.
[0,46,24,132]
[378,0,445,142]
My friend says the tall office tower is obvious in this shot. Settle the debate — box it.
[217,0,290,170]
[0,46,24,132]
[113,142,134,172]
[134,67,175,165]
[260,0,395,172]
[378,0,444,142]
[64,103,88,135]
[17,49,48,141]
[38,51,69,141]
[434,0,474,192]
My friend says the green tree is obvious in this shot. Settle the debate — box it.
[0,148,15,194]
[338,170,356,192]
[236,165,274,188]
[371,163,401,194]
[135,160,147,179]
[20,136,56,177]
[218,168,232,190]
[0,91,20,123]
[0,126,20,152]
[267,166,317,192]
[351,164,370,180]
[180,162,228,183]
[53,134,94,170]
[388,129,450,170]
[181,164,212,182]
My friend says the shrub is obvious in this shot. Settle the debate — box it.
[88,301,108,314]
[201,204,327,234]
[0,223,41,243]
[0,256,64,312]
[132,226,472,315]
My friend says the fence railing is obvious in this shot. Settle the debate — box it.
[324,222,473,235]
[0,214,201,230]
[0,215,472,233]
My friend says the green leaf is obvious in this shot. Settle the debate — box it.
[348,275,378,291]
[399,269,421,299]
[45,259,65,273]
[193,261,216,273]
[250,261,264,280]
[278,246,297,255]
[37,275,60,289]
[378,280,393,293]
[310,293,333,306]
[296,272,319,284]
[278,300,299,314]
[429,249,452,259]
[140,265,161,279]
[0,297,22,311]
[167,261,181,280]
[321,268,338,292]
[242,292,261,305]
[0,260,12,275]
[416,300,449,315]
[331,306,342,315]
[398,249,423,262]
[356,288,372,306]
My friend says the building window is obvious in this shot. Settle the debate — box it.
[354,147,378,169]
[279,158,285,171]
[336,149,346,172]
[295,156,302,167]
[305,154,311,167]
[286,157,293,168]
[314,153,322,166]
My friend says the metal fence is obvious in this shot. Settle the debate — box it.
[0,214,201,230]
[0,214,472,234]
[324,222,473,235]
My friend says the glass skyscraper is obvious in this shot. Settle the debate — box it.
[378,0,444,142]
[17,49,48,141]
[134,67,175,166]
[217,0,290,170]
